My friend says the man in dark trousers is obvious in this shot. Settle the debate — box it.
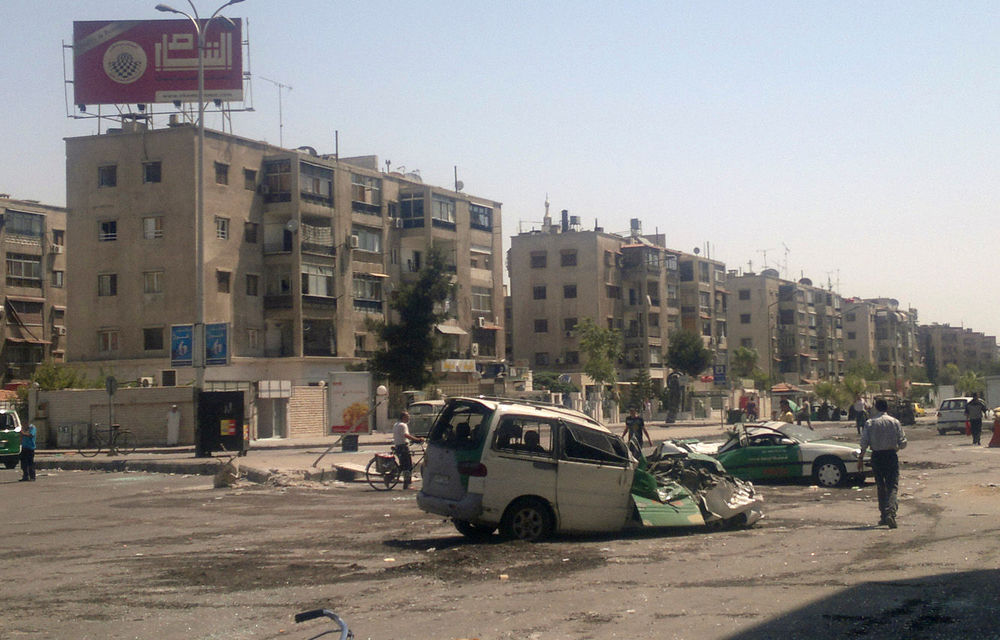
[19,422,37,482]
[621,407,651,453]
[965,392,988,446]
[857,398,907,529]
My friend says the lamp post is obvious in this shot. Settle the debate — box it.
[155,0,243,455]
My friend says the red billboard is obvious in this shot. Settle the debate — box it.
[73,19,243,105]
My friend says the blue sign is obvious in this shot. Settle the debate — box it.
[171,325,193,367]
[713,364,727,386]
[205,323,229,366]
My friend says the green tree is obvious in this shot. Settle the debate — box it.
[730,346,759,380]
[533,372,579,395]
[814,381,837,404]
[367,248,453,390]
[667,330,713,377]
[30,361,94,390]
[956,370,985,396]
[627,369,655,410]
[577,317,623,407]
[938,363,961,387]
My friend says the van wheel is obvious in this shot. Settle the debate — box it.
[3,460,16,469]
[500,498,554,542]
[453,519,497,539]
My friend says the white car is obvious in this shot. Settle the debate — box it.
[936,397,991,435]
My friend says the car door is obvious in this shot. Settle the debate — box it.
[479,416,558,524]
[555,422,634,533]
[718,433,800,480]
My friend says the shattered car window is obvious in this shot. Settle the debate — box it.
[776,423,821,443]
[493,417,554,457]
[562,423,628,465]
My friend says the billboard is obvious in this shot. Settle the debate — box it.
[327,372,373,435]
[73,19,243,105]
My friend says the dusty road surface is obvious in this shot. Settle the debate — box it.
[4,421,1000,640]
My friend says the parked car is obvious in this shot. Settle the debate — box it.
[913,403,927,418]
[681,421,869,488]
[417,397,762,541]
[0,409,24,469]
[407,400,446,437]
[935,397,991,435]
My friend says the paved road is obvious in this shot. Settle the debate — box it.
[4,419,999,639]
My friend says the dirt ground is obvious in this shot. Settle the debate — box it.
[4,421,1000,640]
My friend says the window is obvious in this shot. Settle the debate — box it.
[143,216,163,239]
[563,423,629,465]
[845,312,856,322]
[243,168,257,190]
[247,328,259,350]
[98,273,117,296]
[560,251,577,267]
[301,264,334,297]
[216,270,231,293]
[352,227,382,253]
[847,331,856,340]
[300,162,333,205]
[702,321,712,336]
[431,196,456,224]
[352,274,384,311]
[98,164,117,187]
[534,319,549,333]
[534,352,549,366]
[6,211,43,237]
[215,217,229,240]
[246,274,259,296]
[470,203,492,230]
[214,162,229,185]
[565,351,579,365]
[266,267,292,295]
[604,251,614,267]
[532,286,547,300]
[6,254,41,288]
[143,328,164,351]
[143,270,163,294]
[738,289,751,300]
[741,337,753,348]
[98,329,119,353]
[606,285,621,299]
[244,222,259,243]
[51,270,64,288]
[143,161,161,183]
[699,262,710,282]
[530,252,547,268]
[740,314,751,324]
[263,159,291,201]
[563,284,577,299]
[563,317,577,332]
[471,286,492,312]
[493,418,554,457]
[399,193,425,227]
[99,220,117,242]
[351,173,382,213]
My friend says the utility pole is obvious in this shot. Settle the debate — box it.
[259,76,292,147]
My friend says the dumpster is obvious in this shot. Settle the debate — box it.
[196,391,248,457]
[341,434,359,452]
[727,409,744,424]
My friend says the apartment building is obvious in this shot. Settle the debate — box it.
[919,323,997,378]
[0,196,68,381]
[64,122,504,386]
[677,251,728,357]
[843,298,921,382]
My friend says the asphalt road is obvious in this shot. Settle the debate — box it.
[4,419,1000,640]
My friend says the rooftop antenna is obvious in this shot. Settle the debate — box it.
[781,242,791,279]
[259,76,292,147]
[757,247,777,269]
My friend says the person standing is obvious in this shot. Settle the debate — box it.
[392,411,423,489]
[965,392,988,446]
[621,407,651,452]
[857,397,907,529]
[852,395,868,435]
[19,422,37,482]
[778,399,795,423]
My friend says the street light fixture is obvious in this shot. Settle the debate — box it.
[155,0,244,456]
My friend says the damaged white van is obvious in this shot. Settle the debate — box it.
[417,397,763,541]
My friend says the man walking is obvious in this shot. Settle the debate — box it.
[965,392,988,446]
[857,398,907,529]
[392,411,423,490]
[621,407,652,453]
[852,395,868,435]
[19,422,37,482]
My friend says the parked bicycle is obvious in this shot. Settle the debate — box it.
[365,442,424,491]
[77,423,137,458]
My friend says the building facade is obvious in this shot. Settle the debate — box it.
[0,196,68,382]
[919,323,997,379]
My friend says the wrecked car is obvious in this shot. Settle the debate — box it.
[677,421,869,488]
[417,397,763,542]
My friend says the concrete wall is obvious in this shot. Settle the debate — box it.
[288,385,327,438]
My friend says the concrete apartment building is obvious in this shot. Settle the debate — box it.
[0,196,68,382]
[727,270,844,384]
[919,324,997,377]
[64,122,504,389]
[843,298,921,383]
[508,214,723,392]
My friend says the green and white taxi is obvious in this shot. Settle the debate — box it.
[0,409,24,469]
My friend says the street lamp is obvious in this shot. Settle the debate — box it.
[155,0,244,456]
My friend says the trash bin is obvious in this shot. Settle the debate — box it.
[341,434,359,452]
[727,409,744,424]
[196,391,249,457]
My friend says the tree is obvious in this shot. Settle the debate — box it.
[627,369,655,411]
[956,370,985,396]
[30,361,94,390]
[938,363,961,387]
[667,330,713,377]
[577,318,623,407]
[730,346,759,380]
[367,249,453,390]
[533,372,579,395]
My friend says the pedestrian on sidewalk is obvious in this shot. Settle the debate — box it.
[858,398,907,529]
[965,392,988,446]
[852,395,868,435]
[392,411,423,489]
[19,423,37,482]
[778,399,795,424]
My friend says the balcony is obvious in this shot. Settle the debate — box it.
[264,294,293,310]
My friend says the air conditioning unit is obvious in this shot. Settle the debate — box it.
[50,244,64,254]
[54,326,67,336]
[139,376,154,387]
[477,316,487,328]
[349,234,359,249]
[394,218,404,229]
[470,342,480,357]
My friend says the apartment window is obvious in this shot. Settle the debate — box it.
[247,328,259,350]
[143,270,163,294]
[246,274,259,296]
[215,217,230,240]
[98,164,117,187]
[470,203,493,230]
[98,273,117,297]
[530,252,547,268]
[143,327,164,351]
[741,338,753,348]
[263,159,292,201]
[4,211,42,238]
[535,352,549,366]
[216,270,231,293]
[98,329,120,353]
[143,216,164,239]
[847,331,856,340]
[351,173,382,213]
[702,321,712,336]
[604,251,614,267]
[143,161,162,183]
[532,286,547,300]
[563,317,578,332]
[534,319,549,333]
[51,270,64,288]
[266,267,292,295]
[649,313,659,327]
[352,227,382,253]
[99,220,117,241]
[560,251,577,267]
[431,196,456,224]
[565,351,580,365]
[244,222,259,243]
[301,264,334,297]
[699,262,710,282]
[563,284,577,299]
[738,289,751,300]
[214,162,229,185]
[845,312,856,322]
[471,286,492,312]
[6,254,41,288]
[399,193,425,227]
[300,162,334,205]
[606,285,621,299]
[243,168,257,190]
[740,314,751,324]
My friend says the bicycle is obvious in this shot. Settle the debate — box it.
[365,442,424,491]
[77,423,137,458]
[294,608,352,640]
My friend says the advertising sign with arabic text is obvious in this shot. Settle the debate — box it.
[73,19,243,105]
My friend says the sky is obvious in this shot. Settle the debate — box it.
[3,1,999,336]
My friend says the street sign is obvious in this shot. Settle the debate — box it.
[713,365,727,387]
[105,376,118,396]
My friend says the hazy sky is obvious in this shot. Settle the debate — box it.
[3,1,999,336]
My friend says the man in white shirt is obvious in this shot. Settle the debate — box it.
[858,398,907,529]
[393,411,423,489]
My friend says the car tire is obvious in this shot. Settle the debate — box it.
[813,457,847,488]
[938,429,947,435]
[500,498,554,542]
[453,519,497,540]
[3,460,16,469]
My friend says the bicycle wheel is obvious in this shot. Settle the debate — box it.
[78,430,106,458]
[116,431,137,455]
[365,456,400,491]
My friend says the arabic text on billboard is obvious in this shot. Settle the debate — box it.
[73,19,243,105]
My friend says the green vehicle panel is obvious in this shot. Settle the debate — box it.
[0,410,23,469]
[716,440,802,481]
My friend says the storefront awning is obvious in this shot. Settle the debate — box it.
[5,337,50,344]
[6,295,46,304]
[435,324,467,336]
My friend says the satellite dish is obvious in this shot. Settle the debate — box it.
[693,247,700,254]
[455,180,464,191]
[285,219,299,232]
